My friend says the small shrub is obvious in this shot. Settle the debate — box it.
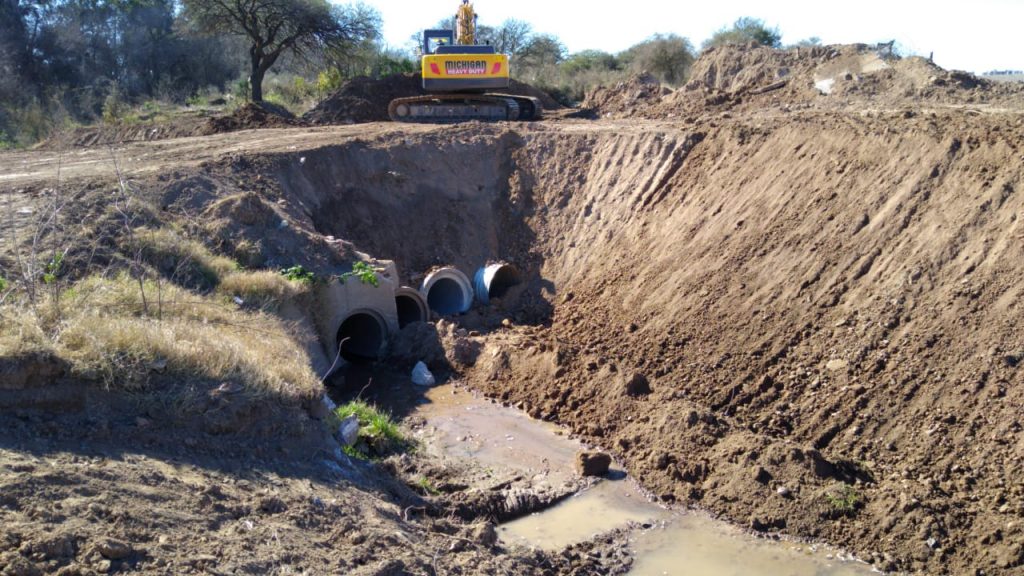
[416,477,440,496]
[43,253,63,285]
[280,265,315,283]
[0,276,8,292]
[102,83,130,124]
[339,261,380,287]
[825,484,862,517]
[334,400,407,459]
[317,68,344,98]
[232,77,251,102]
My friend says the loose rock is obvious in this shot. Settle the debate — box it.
[337,415,360,447]
[95,537,131,560]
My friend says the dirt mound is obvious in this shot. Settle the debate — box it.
[582,73,668,118]
[686,43,816,94]
[38,118,207,149]
[586,44,1024,120]
[39,103,308,149]
[304,74,562,125]
[199,102,306,135]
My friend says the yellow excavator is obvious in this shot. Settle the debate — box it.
[388,0,542,123]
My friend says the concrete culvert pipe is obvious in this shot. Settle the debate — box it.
[336,310,387,362]
[420,267,473,316]
[474,263,522,305]
[395,287,429,328]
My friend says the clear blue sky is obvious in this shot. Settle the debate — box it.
[354,0,1023,73]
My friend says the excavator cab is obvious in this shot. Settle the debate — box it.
[388,2,541,123]
[422,30,455,55]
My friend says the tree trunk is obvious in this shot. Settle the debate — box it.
[250,49,264,102]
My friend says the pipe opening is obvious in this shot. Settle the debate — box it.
[488,266,520,300]
[336,312,385,362]
[426,277,465,316]
[396,293,427,328]
[474,263,522,305]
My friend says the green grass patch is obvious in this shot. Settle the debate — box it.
[334,400,407,459]
[415,476,440,496]
[825,484,862,517]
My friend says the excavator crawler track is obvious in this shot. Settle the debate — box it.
[389,93,542,123]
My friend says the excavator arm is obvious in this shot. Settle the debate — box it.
[456,1,477,46]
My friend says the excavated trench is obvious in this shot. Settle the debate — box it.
[257,113,1024,576]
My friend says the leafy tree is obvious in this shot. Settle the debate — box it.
[561,50,620,76]
[621,33,694,86]
[481,18,532,55]
[0,1,30,90]
[703,17,781,50]
[182,0,379,102]
[518,34,566,69]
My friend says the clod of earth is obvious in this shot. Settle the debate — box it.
[95,537,132,560]
[576,451,612,477]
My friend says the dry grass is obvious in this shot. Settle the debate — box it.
[0,274,320,400]
[135,226,237,290]
[0,307,52,357]
[216,270,305,310]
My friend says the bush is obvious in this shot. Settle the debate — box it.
[102,82,130,124]
[703,17,782,50]
[620,34,695,87]
[339,261,380,287]
[280,265,315,283]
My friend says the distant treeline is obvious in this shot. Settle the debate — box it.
[0,2,786,147]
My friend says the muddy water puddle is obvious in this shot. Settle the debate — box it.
[628,517,876,575]
[499,475,670,549]
[409,383,876,576]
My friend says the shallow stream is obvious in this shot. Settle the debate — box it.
[410,383,878,575]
